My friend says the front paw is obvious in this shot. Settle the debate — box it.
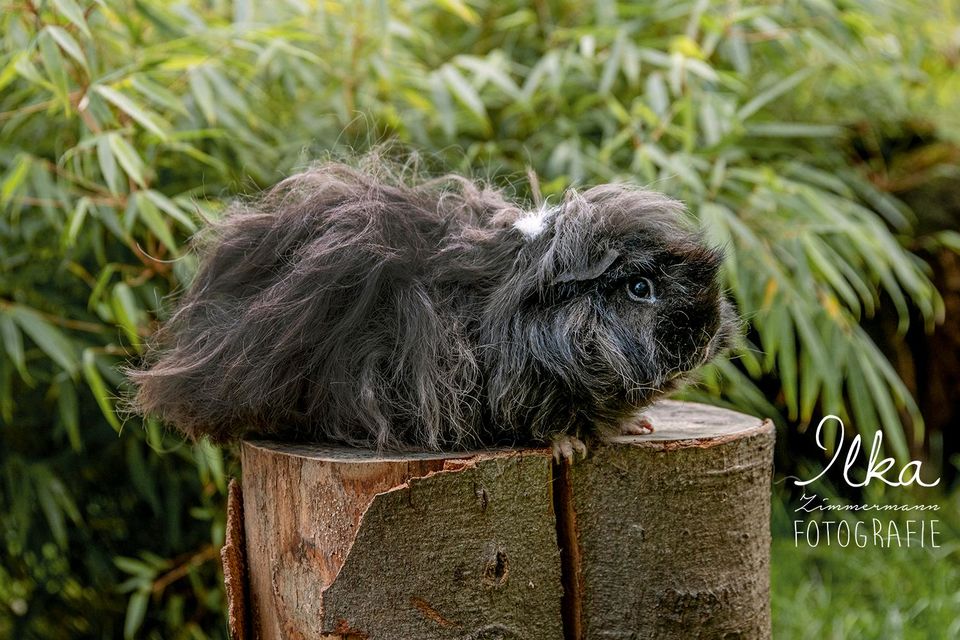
[620,414,655,436]
[550,434,588,464]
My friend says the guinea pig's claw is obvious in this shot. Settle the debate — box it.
[621,415,655,436]
[551,434,588,464]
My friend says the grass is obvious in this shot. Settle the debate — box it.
[770,485,960,639]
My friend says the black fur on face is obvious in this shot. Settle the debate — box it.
[129,163,737,450]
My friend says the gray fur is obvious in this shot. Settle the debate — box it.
[130,163,736,450]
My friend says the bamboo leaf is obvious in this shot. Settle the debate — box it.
[107,133,147,188]
[699,98,721,146]
[57,377,82,451]
[83,349,122,432]
[738,69,815,120]
[133,192,178,252]
[35,473,67,547]
[599,32,625,95]
[14,54,47,85]
[51,0,92,38]
[38,29,70,108]
[111,283,143,351]
[47,472,82,523]
[123,590,149,640]
[520,50,559,101]
[63,196,92,248]
[440,64,489,130]
[798,347,822,424]
[801,236,860,315]
[645,72,668,116]
[203,67,250,121]
[746,122,843,138]
[164,141,228,173]
[143,189,197,232]
[724,25,750,75]
[430,72,456,138]
[0,314,28,379]
[455,55,521,99]
[0,52,26,93]
[1,154,32,206]
[188,67,217,124]
[846,357,880,453]
[97,136,122,194]
[9,306,79,375]
[114,556,157,578]
[131,76,189,115]
[622,41,640,87]
[435,0,480,25]
[788,303,831,383]
[126,439,161,515]
[95,86,170,140]
[856,347,908,461]
[668,51,684,95]
[195,440,226,493]
[777,306,799,420]
[45,26,88,71]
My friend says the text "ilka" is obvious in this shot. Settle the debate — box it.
[794,416,939,488]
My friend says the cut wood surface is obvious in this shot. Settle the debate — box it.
[238,400,774,640]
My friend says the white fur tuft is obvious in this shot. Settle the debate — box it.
[513,205,557,239]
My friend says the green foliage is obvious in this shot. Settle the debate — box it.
[0,0,956,635]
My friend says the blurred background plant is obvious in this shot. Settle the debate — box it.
[1,0,958,637]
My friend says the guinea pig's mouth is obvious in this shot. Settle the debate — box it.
[670,301,737,380]
[660,332,722,384]
[694,299,738,368]
[657,299,737,387]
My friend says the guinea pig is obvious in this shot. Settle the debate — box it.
[130,162,737,452]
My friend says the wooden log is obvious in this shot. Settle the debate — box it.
[565,401,774,638]
[241,446,563,639]
[237,401,773,640]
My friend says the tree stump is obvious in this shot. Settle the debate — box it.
[232,400,773,639]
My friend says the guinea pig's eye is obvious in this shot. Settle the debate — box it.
[626,277,656,302]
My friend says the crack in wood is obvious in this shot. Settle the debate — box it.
[552,458,584,640]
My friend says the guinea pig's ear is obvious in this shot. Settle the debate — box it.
[553,248,620,284]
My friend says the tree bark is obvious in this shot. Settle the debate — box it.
[235,401,773,640]
[222,478,250,639]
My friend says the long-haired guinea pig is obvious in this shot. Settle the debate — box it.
[130,162,737,451]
